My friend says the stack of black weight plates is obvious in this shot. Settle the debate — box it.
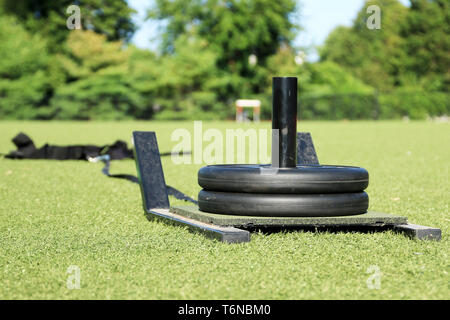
[198,164,369,217]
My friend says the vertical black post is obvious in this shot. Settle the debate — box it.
[272,77,297,168]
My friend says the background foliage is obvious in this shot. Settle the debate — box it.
[0,0,448,120]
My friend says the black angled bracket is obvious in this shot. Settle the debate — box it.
[297,132,319,165]
[133,131,250,243]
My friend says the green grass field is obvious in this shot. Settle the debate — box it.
[0,120,449,299]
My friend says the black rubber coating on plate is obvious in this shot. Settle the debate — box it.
[198,190,369,217]
[198,164,369,194]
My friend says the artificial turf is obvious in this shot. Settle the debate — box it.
[0,120,448,299]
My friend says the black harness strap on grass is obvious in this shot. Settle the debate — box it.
[4,132,134,160]
[4,132,198,205]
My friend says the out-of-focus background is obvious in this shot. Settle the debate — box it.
[0,0,448,121]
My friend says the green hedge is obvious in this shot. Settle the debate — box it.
[293,91,449,120]
[299,93,378,120]
[379,91,450,120]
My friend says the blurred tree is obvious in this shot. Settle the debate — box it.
[300,61,378,120]
[0,0,136,52]
[320,0,449,92]
[130,35,227,120]
[399,0,450,91]
[0,15,50,119]
[148,0,299,92]
[57,30,130,80]
[320,0,408,92]
[50,30,144,119]
[305,61,374,95]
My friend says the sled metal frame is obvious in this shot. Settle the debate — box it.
[133,131,441,243]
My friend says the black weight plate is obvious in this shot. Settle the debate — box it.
[198,164,369,194]
[198,190,369,217]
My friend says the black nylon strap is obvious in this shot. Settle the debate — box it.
[4,132,133,160]
[4,132,198,205]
